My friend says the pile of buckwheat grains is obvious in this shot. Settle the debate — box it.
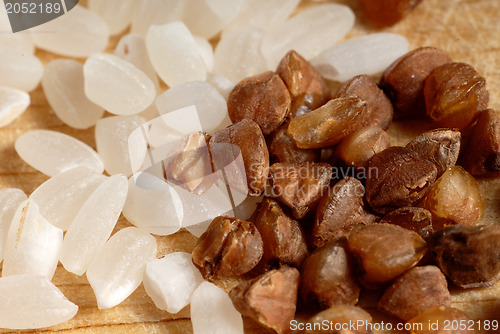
[0,0,499,333]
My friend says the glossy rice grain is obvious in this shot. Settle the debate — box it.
[15,130,104,177]
[42,59,104,129]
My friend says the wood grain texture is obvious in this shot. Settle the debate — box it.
[0,0,499,333]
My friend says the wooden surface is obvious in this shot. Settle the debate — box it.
[0,0,500,333]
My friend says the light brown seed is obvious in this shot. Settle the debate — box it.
[333,125,391,171]
[300,239,360,308]
[227,71,291,135]
[378,265,451,321]
[229,266,300,334]
[313,177,377,247]
[379,207,434,241]
[276,50,330,118]
[405,128,461,176]
[268,125,320,164]
[430,224,500,288]
[333,74,393,130]
[365,146,437,215]
[422,166,485,226]
[407,306,474,334]
[380,47,452,118]
[460,108,500,176]
[347,223,428,287]
[359,0,424,28]
[305,305,373,334]
[288,97,368,149]
[254,198,308,268]
[269,162,332,219]
[424,62,489,129]
[209,118,269,196]
[191,216,263,279]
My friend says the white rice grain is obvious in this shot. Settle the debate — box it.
[312,33,410,82]
[0,86,30,127]
[87,227,157,309]
[0,275,78,329]
[15,130,104,177]
[42,59,104,129]
[84,53,156,116]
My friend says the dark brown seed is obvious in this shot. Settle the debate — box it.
[378,265,451,321]
[268,125,320,164]
[347,223,428,286]
[227,71,291,135]
[365,146,438,215]
[269,162,332,219]
[209,118,269,196]
[422,166,485,226]
[379,207,434,241]
[430,224,500,288]
[276,50,330,118]
[359,0,423,28]
[407,306,474,334]
[254,198,308,268]
[380,47,452,118]
[405,128,461,177]
[313,177,378,248]
[305,305,373,334]
[163,131,214,194]
[460,109,500,176]
[333,74,393,130]
[424,62,489,129]
[300,239,360,308]
[288,97,368,149]
[229,266,299,334]
[191,216,264,279]
[333,126,391,171]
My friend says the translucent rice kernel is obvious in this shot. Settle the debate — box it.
[312,33,409,82]
[205,73,235,101]
[214,27,267,83]
[0,275,78,330]
[143,252,203,313]
[0,189,27,262]
[0,86,30,127]
[87,227,157,309]
[60,175,128,276]
[183,0,245,39]
[0,44,43,92]
[95,115,148,176]
[226,0,300,31]
[15,130,104,177]
[30,5,109,58]
[194,35,215,72]
[3,200,63,279]
[30,167,106,231]
[123,172,183,236]
[191,281,244,334]
[42,59,104,129]
[88,0,136,35]
[114,33,160,90]
[261,4,355,69]
[131,0,186,37]
[155,81,227,133]
[15,130,104,176]
[146,22,207,87]
[84,53,156,116]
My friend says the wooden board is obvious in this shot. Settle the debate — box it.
[0,0,499,333]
